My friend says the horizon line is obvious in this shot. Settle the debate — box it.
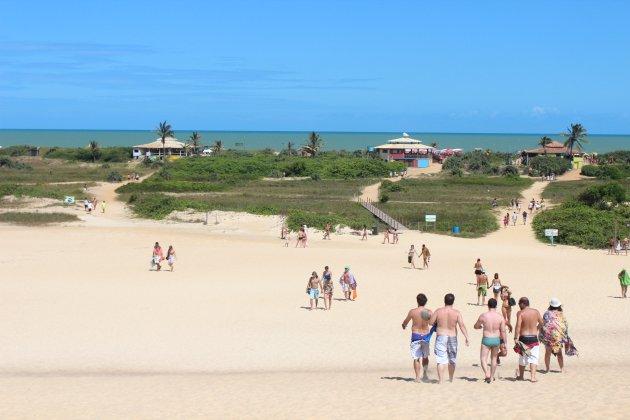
[1,128,629,136]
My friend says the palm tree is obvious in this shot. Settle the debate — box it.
[212,140,223,156]
[188,131,202,156]
[563,123,588,157]
[538,136,553,154]
[88,140,100,162]
[302,131,323,157]
[156,121,174,161]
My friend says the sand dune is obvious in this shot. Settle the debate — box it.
[0,179,628,418]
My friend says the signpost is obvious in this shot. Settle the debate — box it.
[425,214,437,230]
[544,228,558,246]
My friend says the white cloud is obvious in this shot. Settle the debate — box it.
[531,106,559,117]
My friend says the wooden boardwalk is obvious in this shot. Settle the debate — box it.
[358,199,406,230]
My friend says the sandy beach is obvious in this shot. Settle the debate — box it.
[1,179,628,419]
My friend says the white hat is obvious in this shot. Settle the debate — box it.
[549,297,562,308]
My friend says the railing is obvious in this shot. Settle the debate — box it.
[358,198,406,230]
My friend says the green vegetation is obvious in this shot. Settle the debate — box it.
[534,179,629,248]
[562,123,588,156]
[600,150,630,165]
[127,178,375,231]
[378,176,533,237]
[0,211,80,226]
[0,157,147,183]
[0,183,90,201]
[44,146,131,162]
[580,164,629,180]
[442,150,515,176]
[528,155,572,176]
[0,156,32,170]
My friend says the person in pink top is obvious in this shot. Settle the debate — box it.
[152,242,164,271]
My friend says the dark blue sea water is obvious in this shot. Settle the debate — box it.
[0,130,627,153]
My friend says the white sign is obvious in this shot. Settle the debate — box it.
[425,214,437,222]
[544,229,558,237]
[64,196,75,205]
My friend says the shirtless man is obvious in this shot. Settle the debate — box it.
[306,271,322,310]
[429,293,470,384]
[514,297,544,382]
[402,293,434,382]
[474,298,506,383]
[476,270,489,306]
[382,228,390,244]
[421,244,431,269]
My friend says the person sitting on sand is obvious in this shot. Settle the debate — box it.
[491,273,502,301]
[474,298,506,383]
[514,297,544,382]
[429,293,470,384]
[402,293,434,382]
[539,298,568,373]
[166,245,177,272]
[322,266,334,310]
[618,269,629,298]
[407,245,418,269]
[152,242,164,271]
[323,223,332,240]
[306,271,322,310]
[421,244,431,269]
[476,270,489,306]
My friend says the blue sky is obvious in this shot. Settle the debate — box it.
[1,0,629,133]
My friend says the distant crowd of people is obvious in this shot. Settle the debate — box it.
[609,237,629,255]
[502,198,544,227]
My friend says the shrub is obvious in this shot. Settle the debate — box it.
[577,182,626,207]
[442,156,463,172]
[500,164,519,176]
[532,202,622,249]
[381,179,404,192]
[600,150,630,165]
[0,157,32,170]
[529,155,571,176]
[106,171,123,182]
[379,192,390,203]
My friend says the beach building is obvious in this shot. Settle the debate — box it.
[372,133,435,168]
[521,140,584,166]
[133,137,186,159]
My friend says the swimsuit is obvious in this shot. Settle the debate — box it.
[481,336,501,348]
[477,285,487,296]
[308,288,320,300]
[517,335,540,366]
[434,335,458,365]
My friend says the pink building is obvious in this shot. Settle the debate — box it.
[373,133,435,168]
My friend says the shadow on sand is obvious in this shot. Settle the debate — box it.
[380,376,438,384]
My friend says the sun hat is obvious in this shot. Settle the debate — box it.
[344,266,350,271]
[549,297,562,308]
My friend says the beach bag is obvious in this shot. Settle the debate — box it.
[351,289,358,300]
[564,338,578,356]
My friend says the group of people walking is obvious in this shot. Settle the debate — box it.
[407,244,431,269]
[151,242,177,271]
[305,266,357,310]
[402,291,576,384]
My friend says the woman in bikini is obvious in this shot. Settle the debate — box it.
[322,266,333,310]
[166,245,177,272]
[296,228,306,248]
[500,286,514,333]
[491,273,502,301]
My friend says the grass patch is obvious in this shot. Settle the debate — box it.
[0,183,91,201]
[0,157,149,183]
[0,211,80,226]
[542,179,630,204]
[376,176,533,237]
[128,178,376,230]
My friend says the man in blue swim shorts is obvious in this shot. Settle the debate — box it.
[402,293,434,382]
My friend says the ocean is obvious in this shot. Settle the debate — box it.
[0,129,627,153]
